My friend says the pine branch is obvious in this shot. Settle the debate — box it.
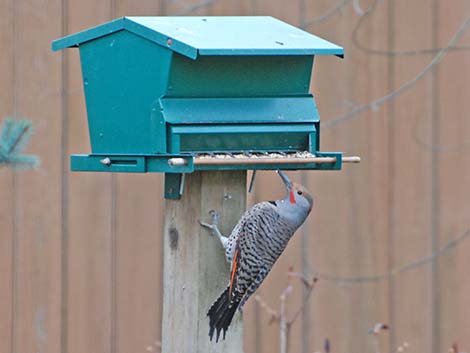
[0,118,39,169]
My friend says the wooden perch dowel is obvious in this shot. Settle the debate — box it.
[168,155,361,167]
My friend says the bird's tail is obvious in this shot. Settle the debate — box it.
[207,285,241,342]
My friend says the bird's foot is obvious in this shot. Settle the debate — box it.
[199,210,228,249]
[199,210,220,234]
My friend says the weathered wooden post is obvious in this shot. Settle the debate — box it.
[163,171,245,352]
[52,16,355,353]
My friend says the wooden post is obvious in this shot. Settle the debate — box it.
[162,171,246,353]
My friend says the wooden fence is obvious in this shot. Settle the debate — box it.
[1,0,469,352]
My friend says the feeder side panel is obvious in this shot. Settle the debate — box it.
[159,96,319,124]
[79,30,172,154]
[168,124,314,153]
[166,55,313,98]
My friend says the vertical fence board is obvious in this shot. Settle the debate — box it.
[0,0,14,351]
[116,0,160,16]
[115,172,164,353]
[65,2,114,353]
[305,27,355,353]
[435,2,470,352]
[302,1,392,352]
[0,174,13,353]
[12,0,63,352]
[389,1,433,352]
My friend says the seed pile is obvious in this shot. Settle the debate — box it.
[195,151,315,160]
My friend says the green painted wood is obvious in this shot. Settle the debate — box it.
[51,18,125,51]
[164,173,184,199]
[159,96,319,124]
[69,151,342,173]
[169,123,315,153]
[52,16,344,58]
[52,16,346,178]
[79,30,172,154]
[166,55,313,97]
[70,154,194,173]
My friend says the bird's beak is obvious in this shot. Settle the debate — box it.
[276,170,292,190]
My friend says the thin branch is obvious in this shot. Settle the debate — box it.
[254,294,279,324]
[411,113,470,152]
[287,270,314,288]
[279,284,291,353]
[351,0,365,16]
[324,17,470,128]
[351,0,470,57]
[395,341,410,353]
[300,0,352,29]
[308,229,470,284]
[255,272,316,325]
[287,277,317,325]
[369,322,389,353]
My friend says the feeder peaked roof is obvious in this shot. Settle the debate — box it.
[52,16,344,59]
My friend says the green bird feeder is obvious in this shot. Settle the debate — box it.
[52,16,359,199]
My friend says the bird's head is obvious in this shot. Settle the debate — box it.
[277,170,314,217]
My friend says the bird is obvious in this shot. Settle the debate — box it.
[199,169,313,342]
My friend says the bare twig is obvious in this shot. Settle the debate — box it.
[255,268,317,353]
[324,338,331,353]
[395,341,410,353]
[145,340,161,352]
[351,0,470,57]
[351,0,365,16]
[369,323,389,353]
[279,284,293,353]
[449,341,469,353]
[300,0,352,29]
[308,229,470,284]
[286,273,317,325]
[324,17,470,128]
[254,294,279,324]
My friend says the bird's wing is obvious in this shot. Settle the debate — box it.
[230,202,281,301]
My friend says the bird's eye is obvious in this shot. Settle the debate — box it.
[297,191,303,195]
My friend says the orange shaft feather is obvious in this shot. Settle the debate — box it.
[229,249,239,297]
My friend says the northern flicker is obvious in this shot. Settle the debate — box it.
[200,170,313,342]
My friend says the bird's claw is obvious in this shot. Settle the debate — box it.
[199,220,215,231]
[199,210,220,236]
[208,209,219,225]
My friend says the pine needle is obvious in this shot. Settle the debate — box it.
[0,118,39,169]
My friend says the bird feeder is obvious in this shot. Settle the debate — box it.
[52,16,359,199]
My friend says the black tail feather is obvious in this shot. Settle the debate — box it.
[207,286,241,342]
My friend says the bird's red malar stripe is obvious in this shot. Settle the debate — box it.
[229,249,239,297]
[289,191,296,204]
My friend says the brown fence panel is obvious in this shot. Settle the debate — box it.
[302,1,391,352]
[388,1,434,351]
[0,0,15,351]
[10,0,63,352]
[2,1,470,353]
[435,1,470,352]
[65,3,115,353]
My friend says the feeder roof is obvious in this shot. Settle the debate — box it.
[52,16,344,59]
